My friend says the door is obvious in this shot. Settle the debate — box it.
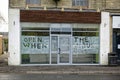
[51,35,71,64]
[113,31,120,61]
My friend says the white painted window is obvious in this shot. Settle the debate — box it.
[26,0,40,4]
[72,0,88,6]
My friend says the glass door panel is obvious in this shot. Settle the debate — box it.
[51,35,71,64]
[51,36,58,64]
[59,36,70,63]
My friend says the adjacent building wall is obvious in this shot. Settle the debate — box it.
[8,9,21,65]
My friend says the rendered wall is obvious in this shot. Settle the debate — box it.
[100,12,110,65]
[8,9,21,65]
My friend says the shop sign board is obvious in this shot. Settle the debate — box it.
[113,16,120,28]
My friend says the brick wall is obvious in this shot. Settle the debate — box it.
[20,10,101,23]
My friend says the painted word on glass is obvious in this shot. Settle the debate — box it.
[21,36,49,54]
[72,36,99,54]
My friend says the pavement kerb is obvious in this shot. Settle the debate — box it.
[26,71,120,74]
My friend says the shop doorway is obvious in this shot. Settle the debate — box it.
[113,30,120,61]
[51,35,71,64]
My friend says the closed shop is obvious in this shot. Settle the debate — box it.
[20,10,100,65]
[9,9,113,66]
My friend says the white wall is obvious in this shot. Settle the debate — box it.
[100,12,110,65]
[8,9,21,65]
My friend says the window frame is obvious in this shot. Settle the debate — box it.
[26,0,41,5]
[72,0,88,7]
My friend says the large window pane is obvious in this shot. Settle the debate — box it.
[72,27,99,64]
[72,54,98,63]
[22,54,49,64]
[21,28,50,64]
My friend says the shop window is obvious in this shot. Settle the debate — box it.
[72,0,88,7]
[72,27,99,64]
[21,27,50,64]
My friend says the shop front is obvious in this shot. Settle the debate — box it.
[21,23,100,65]
[9,9,110,65]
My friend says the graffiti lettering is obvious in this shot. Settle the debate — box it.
[73,36,99,54]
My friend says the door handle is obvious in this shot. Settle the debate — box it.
[58,48,61,54]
